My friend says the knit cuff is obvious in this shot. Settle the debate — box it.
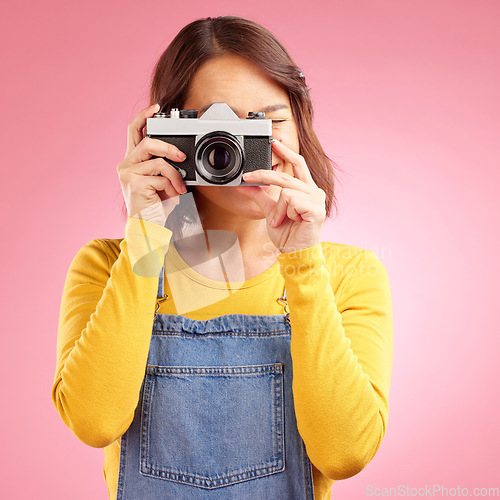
[277,244,326,279]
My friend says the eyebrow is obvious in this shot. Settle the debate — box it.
[199,103,290,116]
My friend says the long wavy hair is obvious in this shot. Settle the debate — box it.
[121,16,341,237]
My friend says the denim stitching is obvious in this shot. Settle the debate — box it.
[140,363,285,488]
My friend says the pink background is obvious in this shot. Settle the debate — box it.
[1,0,499,498]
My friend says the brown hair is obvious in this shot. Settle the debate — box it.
[121,16,341,234]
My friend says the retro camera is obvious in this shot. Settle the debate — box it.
[146,102,273,186]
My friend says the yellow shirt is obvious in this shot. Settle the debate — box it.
[51,217,393,500]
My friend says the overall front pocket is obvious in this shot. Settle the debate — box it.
[139,363,285,489]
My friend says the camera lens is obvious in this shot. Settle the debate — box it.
[207,147,231,170]
[195,132,245,184]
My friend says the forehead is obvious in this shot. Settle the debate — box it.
[184,54,290,115]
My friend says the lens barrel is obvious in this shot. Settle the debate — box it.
[195,132,245,184]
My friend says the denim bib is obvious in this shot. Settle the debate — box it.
[116,265,315,499]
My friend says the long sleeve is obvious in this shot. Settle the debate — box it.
[277,244,393,480]
[51,217,172,448]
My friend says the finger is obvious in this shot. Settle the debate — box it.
[158,195,181,212]
[234,185,276,220]
[126,103,160,155]
[135,174,182,201]
[271,139,316,185]
[272,189,307,227]
[158,185,181,205]
[242,168,312,193]
[128,137,187,165]
[272,190,324,227]
[129,157,187,194]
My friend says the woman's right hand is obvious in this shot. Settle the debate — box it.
[117,103,187,226]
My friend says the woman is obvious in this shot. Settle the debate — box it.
[52,16,393,500]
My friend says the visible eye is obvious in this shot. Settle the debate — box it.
[272,119,287,125]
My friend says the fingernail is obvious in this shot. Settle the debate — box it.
[177,151,186,160]
[243,172,253,179]
[270,138,276,143]
[270,218,275,227]
[153,103,160,111]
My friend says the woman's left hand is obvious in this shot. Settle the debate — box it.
[235,139,326,254]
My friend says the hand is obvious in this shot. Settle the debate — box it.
[117,103,188,226]
[235,139,326,254]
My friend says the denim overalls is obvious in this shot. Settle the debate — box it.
[116,263,315,499]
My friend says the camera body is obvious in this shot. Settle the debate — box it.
[146,102,273,186]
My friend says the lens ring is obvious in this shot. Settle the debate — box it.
[195,132,245,184]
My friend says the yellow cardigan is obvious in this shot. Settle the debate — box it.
[52,217,393,500]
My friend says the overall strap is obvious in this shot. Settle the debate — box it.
[157,265,165,299]
[155,265,168,319]
[155,268,288,323]
[277,284,290,323]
